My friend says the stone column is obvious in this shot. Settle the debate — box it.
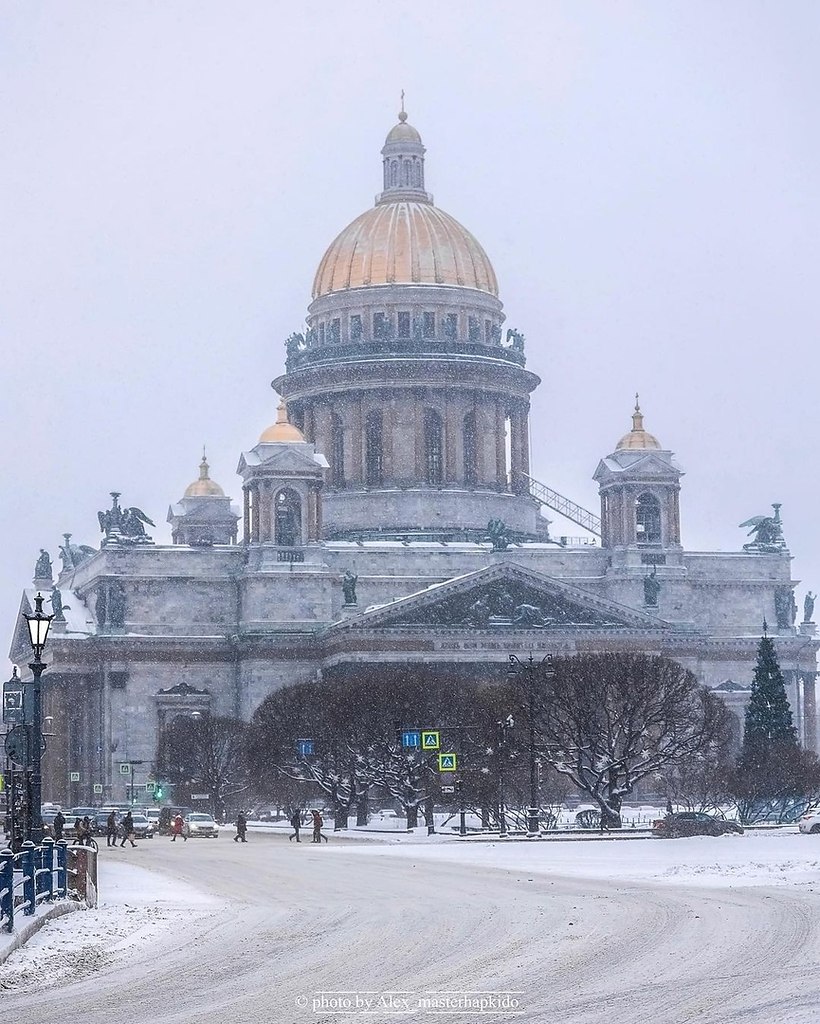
[495,402,508,490]
[475,398,495,487]
[415,394,426,482]
[445,396,460,483]
[509,405,526,494]
[243,487,251,543]
[804,672,817,752]
[260,482,273,542]
[391,392,415,485]
[351,397,363,484]
[251,484,261,543]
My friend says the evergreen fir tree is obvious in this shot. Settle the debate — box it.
[740,631,798,767]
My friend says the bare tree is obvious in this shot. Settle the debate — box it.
[523,653,732,828]
[163,714,250,820]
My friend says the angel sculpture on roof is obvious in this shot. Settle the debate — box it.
[739,503,786,553]
[98,492,155,543]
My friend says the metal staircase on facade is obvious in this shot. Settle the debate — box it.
[525,474,602,538]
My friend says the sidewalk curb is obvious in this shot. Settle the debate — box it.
[0,900,80,966]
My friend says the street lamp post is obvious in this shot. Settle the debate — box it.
[496,714,514,837]
[509,653,554,838]
[22,593,54,845]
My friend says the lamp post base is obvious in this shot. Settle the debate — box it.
[526,807,540,838]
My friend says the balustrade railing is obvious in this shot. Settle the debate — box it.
[0,838,96,933]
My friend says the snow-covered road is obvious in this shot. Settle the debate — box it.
[2,831,820,1023]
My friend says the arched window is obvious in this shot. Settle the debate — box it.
[635,493,662,544]
[365,410,383,486]
[425,409,444,484]
[403,160,411,185]
[331,413,345,487]
[390,160,398,186]
[463,412,477,485]
[274,488,301,546]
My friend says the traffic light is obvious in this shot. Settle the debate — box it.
[154,783,164,800]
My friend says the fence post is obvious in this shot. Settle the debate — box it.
[42,837,55,901]
[55,840,67,899]
[21,840,35,916]
[0,847,13,933]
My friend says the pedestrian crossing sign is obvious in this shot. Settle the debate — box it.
[438,752,457,772]
[70,772,80,782]
[93,784,103,794]
[421,730,440,750]
[119,763,131,775]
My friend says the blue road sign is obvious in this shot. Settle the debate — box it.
[401,730,421,749]
[297,738,314,757]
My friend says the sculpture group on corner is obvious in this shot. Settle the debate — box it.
[98,492,155,544]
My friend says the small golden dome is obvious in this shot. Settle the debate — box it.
[259,402,305,443]
[184,453,225,497]
[313,201,498,298]
[615,395,662,451]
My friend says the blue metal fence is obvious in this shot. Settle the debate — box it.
[0,838,71,933]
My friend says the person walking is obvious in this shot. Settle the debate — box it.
[234,811,248,843]
[120,810,137,848]
[75,815,93,846]
[288,809,302,843]
[311,809,327,844]
[53,810,65,842]
[106,809,118,848]
[170,813,186,842]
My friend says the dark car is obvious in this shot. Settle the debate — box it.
[157,806,193,835]
[653,811,744,838]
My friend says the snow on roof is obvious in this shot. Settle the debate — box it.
[24,588,96,637]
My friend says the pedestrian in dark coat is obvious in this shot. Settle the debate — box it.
[53,811,65,841]
[75,816,93,846]
[234,812,248,842]
[288,809,302,843]
[120,811,137,848]
[106,810,118,847]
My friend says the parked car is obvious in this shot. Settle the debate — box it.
[798,811,820,834]
[653,812,743,838]
[182,813,219,839]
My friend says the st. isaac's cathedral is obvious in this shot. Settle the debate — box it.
[10,109,818,804]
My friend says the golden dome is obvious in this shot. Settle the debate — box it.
[259,402,306,443]
[312,201,498,299]
[184,454,225,497]
[615,396,662,451]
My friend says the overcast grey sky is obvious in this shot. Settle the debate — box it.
[2,2,818,653]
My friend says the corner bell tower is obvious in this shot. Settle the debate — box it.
[594,398,684,570]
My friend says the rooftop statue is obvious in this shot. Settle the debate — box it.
[487,519,510,552]
[504,328,525,352]
[98,492,155,544]
[804,591,816,624]
[59,533,97,572]
[739,504,786,553]
[34,549,53,582]
[342,570,358,606]
[643,567,661,608]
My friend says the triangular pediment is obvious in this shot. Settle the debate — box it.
[238,444,324,477]
[328,562,673,633]
[594,450,683,483]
